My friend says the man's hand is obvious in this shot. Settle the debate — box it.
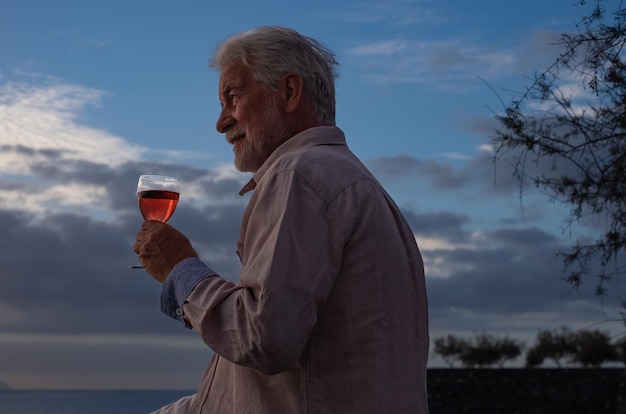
[134,221,198,282]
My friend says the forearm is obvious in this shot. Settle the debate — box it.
[162,258,305,373]
[182,276,315,375]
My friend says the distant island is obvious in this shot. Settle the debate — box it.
[0,381,12,391]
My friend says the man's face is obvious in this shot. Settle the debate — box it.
[216,61,288,173]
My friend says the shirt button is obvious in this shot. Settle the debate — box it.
[175,308,183,316]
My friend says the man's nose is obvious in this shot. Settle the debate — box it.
[216,108,234,133]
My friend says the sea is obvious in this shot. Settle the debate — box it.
[0,390,194,414]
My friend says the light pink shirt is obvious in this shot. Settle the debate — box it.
[157,126,429,413]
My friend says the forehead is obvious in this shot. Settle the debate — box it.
[218,61,255,91]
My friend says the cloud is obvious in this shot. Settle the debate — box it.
[424,223,623,341]
[365,140,581,203]
[0,74,622,388]
[347,37,531,89]
[349,40,409,55]
[0,74,249,216]
[0,77,141,169]
[514,29,564,73]
[330,0,448,26]
[366,150,517,198]
[338,2,564,91]
[403,209,471,242]
[0,75,141,214]
[0,75,249,341]
[367,154,474,189]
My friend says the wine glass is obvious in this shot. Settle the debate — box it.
[137,174,180,222]
[130,174,180,269]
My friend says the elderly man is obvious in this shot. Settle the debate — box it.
[134,26,429,414]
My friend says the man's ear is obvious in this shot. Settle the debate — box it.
[280,72,305,113]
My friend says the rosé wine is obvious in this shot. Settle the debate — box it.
[138,190,179,222]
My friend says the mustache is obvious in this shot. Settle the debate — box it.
[226,129,245,144]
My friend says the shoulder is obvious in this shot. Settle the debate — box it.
[269,144,375,202]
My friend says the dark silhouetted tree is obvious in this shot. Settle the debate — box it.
[433,334,470,368]
[458,333,524,368]
[527,327,578,368]
[458,333,500,368]
[615,335,626,364]
[525,346,545,368]
[572,329,620,367]
[493,336,525,368]
[491,0,626,314]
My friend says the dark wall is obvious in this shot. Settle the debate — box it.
[427,368,625,414]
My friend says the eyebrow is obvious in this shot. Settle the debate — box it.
[221,80,238,95]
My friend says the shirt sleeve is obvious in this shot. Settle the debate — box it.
[161,257,218,324]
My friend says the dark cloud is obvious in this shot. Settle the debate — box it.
[424,224,615,318]
[403,209,471,242]
[30,159,113,185]
[0,156,504,338]
[515,29,564,73]
[0,157,250,336]
[366,144,586,213]
[365,150,626,338]
[487,226,559,247]
[0,209,155,333]
[1,149,622,387]
[367,155,474,189]
[25,158,245,211]
[0,144,64,160]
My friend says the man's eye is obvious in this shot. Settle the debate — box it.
[229,94,239,101]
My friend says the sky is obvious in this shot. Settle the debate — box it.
[1,0,624,390]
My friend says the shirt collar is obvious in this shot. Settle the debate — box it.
[238,126,346,195]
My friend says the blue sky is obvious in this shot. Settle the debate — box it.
[1,0,623,390]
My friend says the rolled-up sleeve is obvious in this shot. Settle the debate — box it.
[161,257,218,324]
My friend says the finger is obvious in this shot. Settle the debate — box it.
[133,241,141,254]
[142,220,167,230]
